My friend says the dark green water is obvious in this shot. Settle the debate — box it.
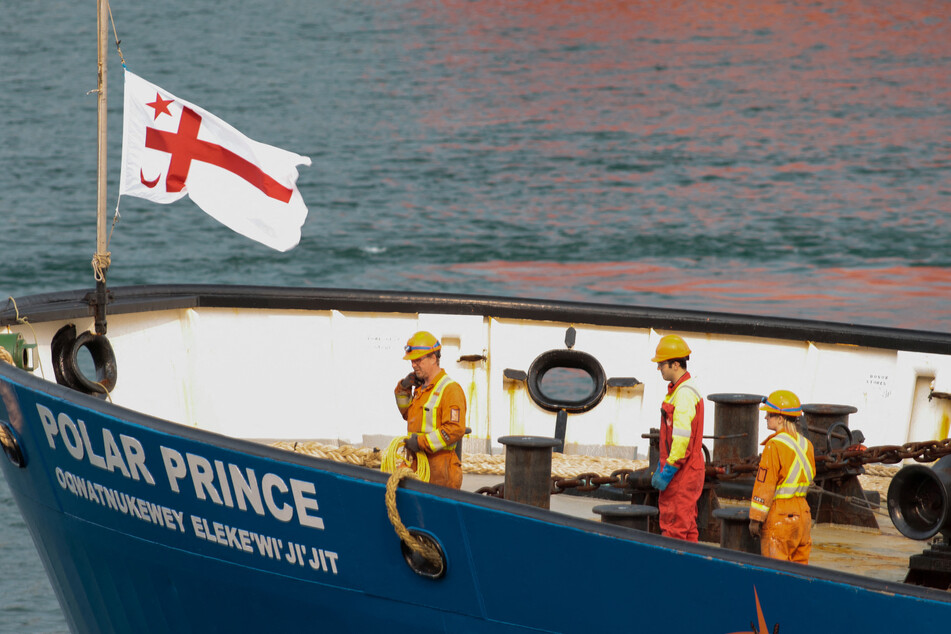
[1,0,949,630]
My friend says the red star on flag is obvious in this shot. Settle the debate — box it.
[146,93,174,119]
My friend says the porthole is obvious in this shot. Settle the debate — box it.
[526,349,606,413]
[400,529,447,580]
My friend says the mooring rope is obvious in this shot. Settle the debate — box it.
[273,439,646,478]
[384,466,443,570]
[271,440,383,468]
[464,453,648,478]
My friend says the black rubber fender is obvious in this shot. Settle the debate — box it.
[70,331,117,395]
[51,324,81,391]
[51,324,117,397]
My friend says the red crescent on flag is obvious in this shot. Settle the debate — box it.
[139,169,161,188]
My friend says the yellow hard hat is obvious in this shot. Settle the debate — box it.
[403,331,441,360]
[760,390,803,417]
[651,334,691,363]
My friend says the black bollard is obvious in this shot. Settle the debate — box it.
[645,427,660,473]
[707,393,763,463]
[593,504,658,532]
[802,403,877,529]
[801,403,858,454]
[712,507,760,554]
[498,436,562,509]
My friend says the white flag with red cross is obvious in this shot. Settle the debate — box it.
[119,70,311,252]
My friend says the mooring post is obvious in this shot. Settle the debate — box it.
[802,403,858,454]
[712,507,760,554]
[707,393,763,463]
[698,394,762,544]
[498,436,562,509]
[802,403,877,529]
[593,504,658,532]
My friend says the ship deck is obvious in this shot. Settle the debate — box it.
[460,473,926,585]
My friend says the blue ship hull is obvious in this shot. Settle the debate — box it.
[2,361,950,633]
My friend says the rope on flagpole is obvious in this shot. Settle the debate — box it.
[91,252,112,283]
[106,0,127,69]
[107,200,121,250]
[103,0,124,253]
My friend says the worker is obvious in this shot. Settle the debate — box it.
[394,331,467,488]
[748,389,816,564]
[650,334,705,542]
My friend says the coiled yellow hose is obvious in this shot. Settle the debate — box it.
[380,435,430,482]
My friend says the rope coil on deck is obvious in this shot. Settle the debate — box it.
[464,453,648,478]
[271,439,645,478]
[270,441,383,468]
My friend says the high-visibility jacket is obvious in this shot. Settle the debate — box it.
[659,373,704,469]
[750,430,816,563]
[658,372,705,541]
[394,369,467,488]
[749,430,816,522]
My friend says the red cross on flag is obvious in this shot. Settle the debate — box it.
[119,70,311,252]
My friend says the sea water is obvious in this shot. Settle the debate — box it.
[1,0,950,630]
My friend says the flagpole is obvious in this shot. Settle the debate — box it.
[94,0,110,335]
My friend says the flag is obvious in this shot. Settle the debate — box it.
[119,70,311,252]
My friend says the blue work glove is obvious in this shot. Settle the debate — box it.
[651,463,678,492]
[404,434,420,453]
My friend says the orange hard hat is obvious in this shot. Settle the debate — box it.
[403,331,441,360]
[651,334,691,363]
[760,390,803,417]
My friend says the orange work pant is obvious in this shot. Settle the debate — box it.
[761,497,812,564]
[413,450,462,489]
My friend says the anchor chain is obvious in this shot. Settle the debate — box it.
[474,438,951,498]
[477,469,642,498]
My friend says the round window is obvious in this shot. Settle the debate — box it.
[526,349,606,413]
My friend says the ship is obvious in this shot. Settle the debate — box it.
[3,284,951,633]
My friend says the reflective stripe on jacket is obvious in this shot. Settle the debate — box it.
[750,430,816,521]
[396,369,467,455]
[771,433,815,498]
[420,373,457,452]
[659,373,703,468]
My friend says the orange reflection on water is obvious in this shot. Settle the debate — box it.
[393,0,951,331]
[437,260,951,331]
[401,0,950,225]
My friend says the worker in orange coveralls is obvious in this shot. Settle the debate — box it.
[394,331,467,488]
[748,390,816,563]
[650,334,705,542]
